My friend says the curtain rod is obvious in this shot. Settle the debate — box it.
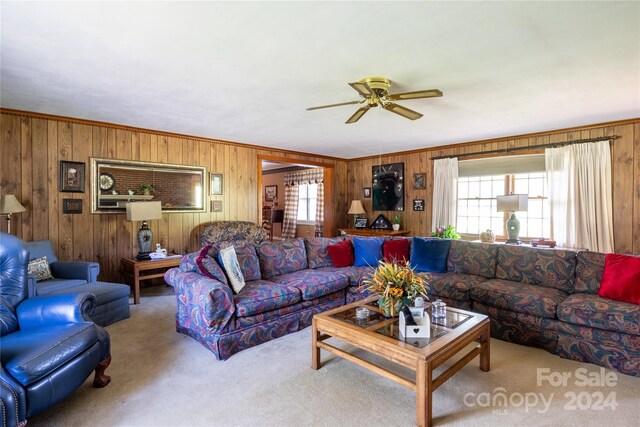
[429,136,619,161]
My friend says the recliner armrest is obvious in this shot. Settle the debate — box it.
[0,365,27,427]
[50,261,100,282]
[16,293,96,329]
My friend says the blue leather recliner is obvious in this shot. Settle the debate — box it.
[0,233,111,427]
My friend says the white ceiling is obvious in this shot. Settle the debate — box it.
[1,2,638,159]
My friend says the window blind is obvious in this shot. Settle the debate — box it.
[458,154,545,177]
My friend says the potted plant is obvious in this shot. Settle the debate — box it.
[138,183,155,196]
[361,261,429,317]
[392,214,401,231]
[431,225,461,240]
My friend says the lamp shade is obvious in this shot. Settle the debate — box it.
[0,195,26,215]
[347,200,366,215]
[126,201,163,221]
[497,194,528,212]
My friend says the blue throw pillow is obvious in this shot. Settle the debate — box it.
[410,237,452,273]
[352,237,384,267]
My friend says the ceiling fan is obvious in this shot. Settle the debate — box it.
[306,76,442,124]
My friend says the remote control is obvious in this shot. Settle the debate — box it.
[400,305,417,326]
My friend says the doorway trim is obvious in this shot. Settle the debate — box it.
[257,154,335,237]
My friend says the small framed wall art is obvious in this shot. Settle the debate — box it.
[62,198,83,214]
[60,161,86,193]
[413,173,426,190]
[363,187,371,198]
[413,199,425,211]
[211,200,223,212]
[210,173,223,195]
[265,185,277,202]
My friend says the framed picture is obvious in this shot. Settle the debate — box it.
[370,214,393,230]
[363,187,371,198]
[59,161,85,193]
[413,173,426,190]
[413,199,425,211]
[62,198,83,214]
[265,185,277,202]
[372,162,404,211]
[210,200,223,212]
[210,173,223,195]
[354,217,368,228]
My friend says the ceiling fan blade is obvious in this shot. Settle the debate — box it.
[306,100,364,111]
[382,102,423,120]
[348,81,375,98]
[345,104,372,124]
[385,89,443,101]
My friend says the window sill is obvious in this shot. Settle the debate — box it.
[296,220,316,226]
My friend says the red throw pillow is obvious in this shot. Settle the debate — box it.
[327,239,354,268]
[598,253,640,304]
[384,239,410,265]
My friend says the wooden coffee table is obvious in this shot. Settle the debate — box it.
[312,296,490,427]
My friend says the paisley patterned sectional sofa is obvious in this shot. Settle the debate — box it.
[164,222,639,376]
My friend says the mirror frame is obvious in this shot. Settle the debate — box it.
[90,157,208,214]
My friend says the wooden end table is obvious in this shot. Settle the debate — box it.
[312,296,490,427]
[119,257,181,304]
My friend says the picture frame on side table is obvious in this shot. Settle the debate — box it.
[363,187,371,198]
[354,217,368,228]
[413,199,425,211]
[62,198,83,214]
[265,185,277,202]
[210,173,223,195]
[60,161,85,193]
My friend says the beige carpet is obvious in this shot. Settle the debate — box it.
[32,287,640,426]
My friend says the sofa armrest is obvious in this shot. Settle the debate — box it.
[50,261,100,282]
[27,274,37,297]
[165,269,235,333]
[0,365,27,427]
[16,293,96,329]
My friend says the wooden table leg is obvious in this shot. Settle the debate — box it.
[133,265,141,305]
[480,324,490,372]
[312,318,321,370]
[416,360,432,427]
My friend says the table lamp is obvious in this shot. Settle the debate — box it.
[0,194,26,234]
[497,194,528,244]
[126,201,163,260]
[347,200,366,228]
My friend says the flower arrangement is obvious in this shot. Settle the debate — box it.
[431,225,461,240]
[361,261,429,317]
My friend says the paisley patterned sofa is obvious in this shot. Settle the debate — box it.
[165,223,639,376]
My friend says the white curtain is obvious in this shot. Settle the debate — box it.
[545,141,614,252]
[431,157,459,231]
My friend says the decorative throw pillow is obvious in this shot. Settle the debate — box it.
[327,239,354,268]
[410,237,452,273]
[598,253,640,304]
[196,244,229,285]
[217,246,246,294]
[206,242,261,282]
[383,239,410,265]
[28,256,53,282]
[352,237,384,267]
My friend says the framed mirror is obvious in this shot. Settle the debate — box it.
[90,158,207,213]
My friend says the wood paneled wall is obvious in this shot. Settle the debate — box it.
[346,119,640,254]
[0,111,349,282]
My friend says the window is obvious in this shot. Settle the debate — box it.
[297,183,317,222]
[456,172,550,239]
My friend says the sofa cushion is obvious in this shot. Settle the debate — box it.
[206,242,262,282]
[256,238,308,279]
[557,293,640,336]
[196,245,228,285]
[598,254,640,304]
[34,278,91,295]
[1,323,99,386]
[304,237,343,269]
[234,280,302,317]
[470,278,568,319]
[447,240,497,279]
[218,246,246,294]
[352,237,383,267]
[28,257,53,282]
[574,251,605,294]
[270,269,350,300]
[327,240,354,267]
[383,239,410,264]
[411,237,451,273]
[495,245,576,293]
[417,272,488,302]
[318,266,373,287]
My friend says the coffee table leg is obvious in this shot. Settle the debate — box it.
[416,360,432,427]
[312,318,320,370]
[480,324,490,372]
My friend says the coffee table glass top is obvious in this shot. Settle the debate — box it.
[329,304,473,349]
